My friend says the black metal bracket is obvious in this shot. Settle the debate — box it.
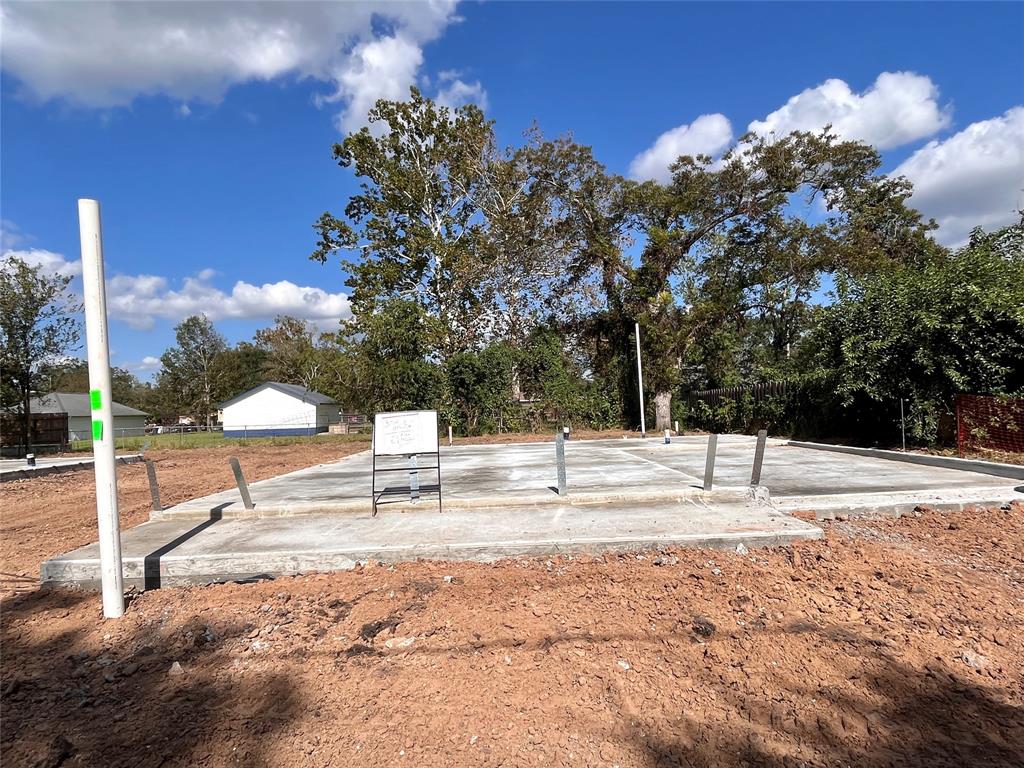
[371,450,442,517]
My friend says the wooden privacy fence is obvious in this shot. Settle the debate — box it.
[688,381,791,407]
[955,394,1024,457]
[0,412,69,456]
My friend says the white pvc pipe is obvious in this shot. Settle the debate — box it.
[78,199,124,618]
[635,321,646,438]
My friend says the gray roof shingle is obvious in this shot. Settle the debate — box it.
[30,392,149,418]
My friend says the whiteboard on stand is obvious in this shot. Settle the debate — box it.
[373,410,439,456]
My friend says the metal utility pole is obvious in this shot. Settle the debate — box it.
[900,398,907,452]
[634,322,646,438]
[78,199,124,619]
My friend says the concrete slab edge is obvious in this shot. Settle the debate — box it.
[786,441,1024,480]
[0,453,143,483]
[41,526,823,590]
[775,489,1021,521]
[151,485,766,521]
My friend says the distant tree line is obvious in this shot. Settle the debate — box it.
[23,313,349,427]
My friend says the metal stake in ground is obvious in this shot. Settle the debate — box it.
[750,429,767,486]
[634,321,647,438]
[229,457,255,510]
[900,398,907,452]
[555,432,568,496]
[145,460,162,512]
[703,434,718,491]
[78,198,124,619]
[409,454,420,501]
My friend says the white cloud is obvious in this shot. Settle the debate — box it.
[629,114,733,183]
[1,248,82,278]
[1,219,29,250]
[894,107,1024,247]
[435,71,488,111]
[138,356,161,371]
[0,0,461,131]
[177,103,191,118]
[748,71,950,149]
[1,228,351,331]
[105,271,351,331]
[321,33,425,133]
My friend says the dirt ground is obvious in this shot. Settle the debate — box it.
[0,443,368,593]
[2,494,1022,766]
[2,442,1023,766]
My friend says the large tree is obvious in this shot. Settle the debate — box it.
[306,89,971,441]
[42,358,145,408]
[0,255,81,453]
[253,315,320,387]
[211,341,268,404]
[312,87,496,360]
[158,314,227,427]
[330,298,441,415]
[571,130,937,430]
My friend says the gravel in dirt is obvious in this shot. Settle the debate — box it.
[2,500,1022,767]
[0,443,367,593]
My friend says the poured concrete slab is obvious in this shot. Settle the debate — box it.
[153,436,1021,520]
[39,436,1023,589]
[154,438,731,519]
[42,496,822,589]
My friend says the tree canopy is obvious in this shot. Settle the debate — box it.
[305,88,1017,444]
[31,91,1014,449]
[0,255,81,451]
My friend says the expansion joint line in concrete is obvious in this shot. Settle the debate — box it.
[614,449,700,483]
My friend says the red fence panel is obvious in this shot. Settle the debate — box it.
[955,394,1024,457]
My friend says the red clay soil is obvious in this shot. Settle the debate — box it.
[2,501,1022,768]
[0,443,368,593]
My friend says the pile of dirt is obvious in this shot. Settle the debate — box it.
[2,504,1022,767]
[0,443,367,592]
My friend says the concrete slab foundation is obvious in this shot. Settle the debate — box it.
[39,436,1023,589]
[1,453,142,482]
[149,436,1023,520]
[42,497,820,589]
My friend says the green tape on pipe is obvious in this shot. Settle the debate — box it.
[90,389,102,410]
[92,419,103,441]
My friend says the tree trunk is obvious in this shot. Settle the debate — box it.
[654,390,672,433]
[510,367,522,402]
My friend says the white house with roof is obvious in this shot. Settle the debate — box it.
[30,392,149,441]
[218,382,340,437]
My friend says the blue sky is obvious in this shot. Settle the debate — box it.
[2,1,1022,378]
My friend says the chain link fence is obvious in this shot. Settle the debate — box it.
[67,418,372,453]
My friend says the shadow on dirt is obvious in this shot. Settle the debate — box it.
[630,652,1024,767]
[0,587,299,768]
[616,628,1024,768]
[343,601,1024,767]
[4,562,1024,767]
